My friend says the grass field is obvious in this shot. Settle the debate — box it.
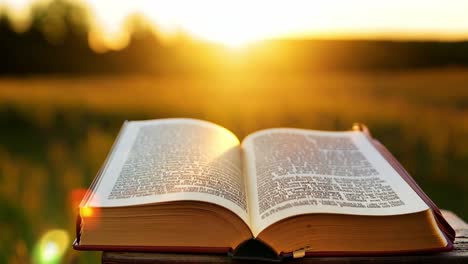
[0,68,467,263]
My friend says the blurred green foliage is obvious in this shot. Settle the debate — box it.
[1,1,467,263]
[0,70,467,263]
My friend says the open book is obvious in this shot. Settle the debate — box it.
[73,119,455,260]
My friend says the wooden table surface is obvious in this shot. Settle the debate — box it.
[102,210,468,263]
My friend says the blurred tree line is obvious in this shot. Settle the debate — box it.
[1,0,468,75]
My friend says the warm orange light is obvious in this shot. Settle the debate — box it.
[80,0,468,50]
[70,188,88,208]
[3,0,468,51]
[80,206,94,217]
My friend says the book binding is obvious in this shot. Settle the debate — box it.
[73,123,455,259]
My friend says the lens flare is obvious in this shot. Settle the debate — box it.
[42,241,59,261]
[80,206,94,217]
[33,229,69,264]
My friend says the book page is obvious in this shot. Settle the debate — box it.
[86,118,249,225]
[242,129,428,236]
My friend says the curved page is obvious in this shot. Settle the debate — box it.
[242,129,428,236]
[86,118,249,225]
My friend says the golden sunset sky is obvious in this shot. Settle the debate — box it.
[2,0,468,49]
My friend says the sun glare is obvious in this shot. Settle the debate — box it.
[84,0,283,48]
[2,0,468,50]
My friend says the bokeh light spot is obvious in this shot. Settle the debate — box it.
[42,241,59,261]
[33,229,69,264]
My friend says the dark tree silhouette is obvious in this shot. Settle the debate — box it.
[1,0,468,75]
